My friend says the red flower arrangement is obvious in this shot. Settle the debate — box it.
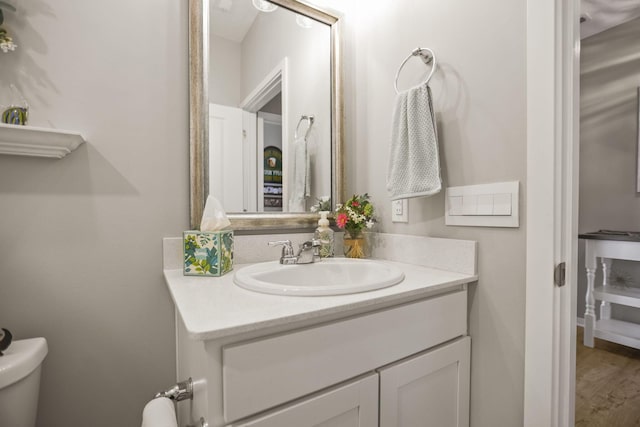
[335,193,374,237]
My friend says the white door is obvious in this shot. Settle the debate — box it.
[378,337,470,427]
[210,104,244,212]
[229,373,378,427]
[242,110,258,212]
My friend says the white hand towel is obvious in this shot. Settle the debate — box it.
[387,83,441,200]
[289,136,310,211]
[141,397,178,427]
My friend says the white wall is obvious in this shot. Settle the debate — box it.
[578,17,640,323]
[347,2,527,426]
[0,1,187,426]
[210,34,242,106]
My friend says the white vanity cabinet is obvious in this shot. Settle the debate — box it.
[175,287,471,427]
[379,337,470,426]
[231,337,470,427]
[230,373,379,427]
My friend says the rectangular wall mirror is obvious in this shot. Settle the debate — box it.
[189,0,344,231]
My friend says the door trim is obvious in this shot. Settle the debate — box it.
[524,0,579,426]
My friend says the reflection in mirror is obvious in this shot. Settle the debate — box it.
[189,0,343,230]
[209,0,331,214]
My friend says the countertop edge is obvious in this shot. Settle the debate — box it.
[188,278,475,341]
[165,267,478,341]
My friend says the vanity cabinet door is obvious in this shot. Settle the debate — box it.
[229,373,378,427]
[379,337,470,427]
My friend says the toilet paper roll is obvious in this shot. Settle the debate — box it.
[141,397,178,427]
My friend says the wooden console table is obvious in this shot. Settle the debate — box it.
[580,231,640,349]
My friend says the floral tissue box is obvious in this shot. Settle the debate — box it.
[183,230,234,276]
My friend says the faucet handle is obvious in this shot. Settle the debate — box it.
[268,240,295,257]
[300,239,321,250]
[298,239,322,263]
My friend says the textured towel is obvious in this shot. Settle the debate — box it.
[289,137,310,211]
[387,83,441,200]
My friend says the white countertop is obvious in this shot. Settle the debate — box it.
[164,260,477,341]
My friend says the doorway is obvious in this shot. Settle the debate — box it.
[524,1,640,424]
[258,110,283,212]
[574,11,640,425]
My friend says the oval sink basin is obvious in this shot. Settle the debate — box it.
[234,258,405,296]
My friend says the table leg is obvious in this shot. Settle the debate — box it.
[584,243,596,347]
[600,258,612,320]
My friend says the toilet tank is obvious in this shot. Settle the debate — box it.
[0,338,48,427]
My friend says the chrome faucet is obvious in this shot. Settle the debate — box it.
[297,239,321,264]
[268,240,296,264]
[268,239,321,265]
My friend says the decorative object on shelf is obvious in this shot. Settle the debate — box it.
[0,27,15,52]
[336,194,375,258]
[2,106,27,125]
[0,327,12,356]
[0,1,17,53]
[1,84,29,125]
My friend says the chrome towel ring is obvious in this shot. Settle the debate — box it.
[295,115,315,140]
[394,47,437,94]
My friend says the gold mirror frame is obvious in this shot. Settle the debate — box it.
[189,0,344,231]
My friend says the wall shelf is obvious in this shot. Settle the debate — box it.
[0,123,86,159]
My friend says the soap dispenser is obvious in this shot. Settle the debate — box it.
[314,211,334,258]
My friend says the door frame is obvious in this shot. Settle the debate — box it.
[524,0,580,426]
[241,59,290,212]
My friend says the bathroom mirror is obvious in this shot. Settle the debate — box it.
[189,0,344,230]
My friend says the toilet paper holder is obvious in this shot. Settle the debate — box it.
[154,378,208,427]
[155,377,193,402]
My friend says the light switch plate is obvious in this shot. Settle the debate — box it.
[445,181,519,227]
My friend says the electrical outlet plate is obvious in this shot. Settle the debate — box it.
[391,199,408,223]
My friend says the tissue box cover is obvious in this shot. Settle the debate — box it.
[183,230,234,276]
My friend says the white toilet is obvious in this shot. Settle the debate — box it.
[0,337,48,427]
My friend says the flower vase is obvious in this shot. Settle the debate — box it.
[343,230,367,259]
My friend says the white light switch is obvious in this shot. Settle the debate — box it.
[461,195,478,215]
[492,193,512,215]
[445,181,519,228]
[477,194,493,215]
[448,196,463,215]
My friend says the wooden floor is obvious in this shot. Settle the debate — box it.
[576,327,640,426]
